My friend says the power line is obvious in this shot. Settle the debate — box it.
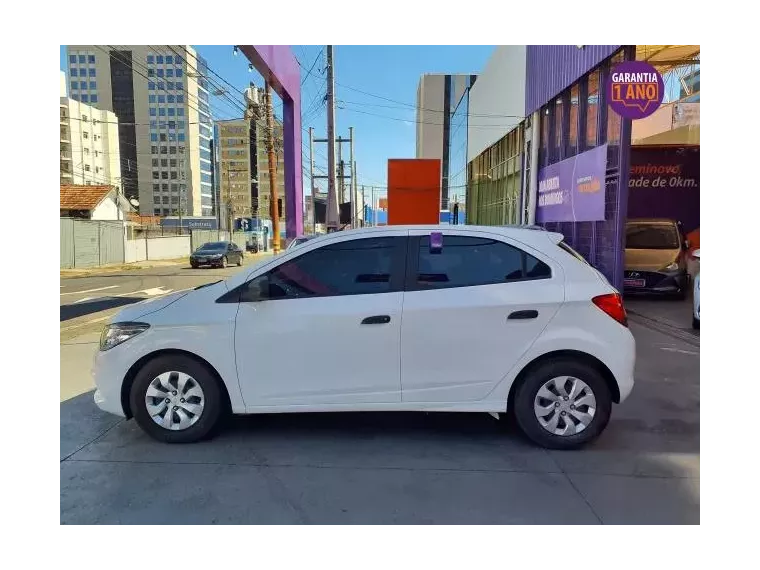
[338,98,524,119]
[337,103,521,129]
[300,47,324,86]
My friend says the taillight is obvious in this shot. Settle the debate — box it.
[592,293,628,327]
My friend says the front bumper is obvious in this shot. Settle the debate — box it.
[91,342,128,417]
[623,270,688,295]
[191,256,223,266]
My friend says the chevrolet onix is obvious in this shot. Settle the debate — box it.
[93,226,635,449]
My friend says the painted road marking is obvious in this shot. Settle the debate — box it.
[116,287,173,297]
[660,347,699,356]
[60,285,119,296]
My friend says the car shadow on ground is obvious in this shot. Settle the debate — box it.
[60,297,146,322]
[61,391,699,524]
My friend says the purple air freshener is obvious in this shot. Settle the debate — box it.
[429,231,443,253]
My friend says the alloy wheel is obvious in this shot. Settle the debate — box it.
[145,371,205,431]
[533,376,597,436]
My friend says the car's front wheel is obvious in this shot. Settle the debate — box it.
[130,354,224,443]
[513,358,612,449]
[220,256,227,268]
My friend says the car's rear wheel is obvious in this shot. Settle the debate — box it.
[513,358,612,450]
[692,316,700,330]
[130,354,223,443]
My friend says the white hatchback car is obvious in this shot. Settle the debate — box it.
[93,226,635,449]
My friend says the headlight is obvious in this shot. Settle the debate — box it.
[99,322,150,351]
[662,261,679,271]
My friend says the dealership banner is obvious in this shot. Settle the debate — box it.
[536,144,607,223]
[628,146,700,233]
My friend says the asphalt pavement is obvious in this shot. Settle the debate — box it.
[60,303,699,523]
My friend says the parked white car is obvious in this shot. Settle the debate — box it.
[691,247,705,329]
[93,225,635,449]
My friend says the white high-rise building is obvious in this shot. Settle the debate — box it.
[65,46,214,216]
[60,95,121,187]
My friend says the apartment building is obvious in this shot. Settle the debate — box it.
[60,96,121,187]
[65,45,213,217]
[216,119,254,218]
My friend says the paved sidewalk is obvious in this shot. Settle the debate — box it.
[61,319,699,524]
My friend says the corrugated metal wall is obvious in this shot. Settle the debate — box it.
[60,219,125,269]
[525,45,620,116]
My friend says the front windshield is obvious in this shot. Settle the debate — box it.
[197,242,227,252]
[626,224,680,250]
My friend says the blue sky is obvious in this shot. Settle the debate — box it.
[60,45,494,198]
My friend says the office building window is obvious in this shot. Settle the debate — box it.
[149,108,156,116]
[161,146,168,154]
[169,133,176,141]
[160,133,167,142]
[152,159,159,167]
[90,94,98,103]
[171,171,178,180]
[159,108,166,116]
[175,83,183,92]
[171,196,179,204]
[176,95,184,104]
[168,108,175,116]
[82,131,89,139]
[168,120,176,129]
[147,55,154,64]
[161,172,168,180]
[167,94,175,103]
[165,81,173,90]
[157,82,165,90]
[150,133,158,142]
[153,183,160,191]
[148,81,155,90]
[150,120,157,129]
[157,55,164,64]
[161,159,168,167]
[89,68,96,77]
[78,55,86,63]
[70,81,77,91]
[80,81,87,89]
[152,171,159,180]
[147,68,155,77]
[89,81,96,90]
[166,55,173,64]
[78,67,86,77]
[170,159,177,167]
[162,183,169,190]
[154,196,160,204]
[70,68,78,77]
[157,95,165,103]
[149,95,156,104]
[171,183,178,191]
[154,208,161,215]
[177,108,184,116]
[162,196,169,204]
[166,68,174,77]
[157,69,164,77]
[177,120,185,129]
[169,146,177,154]
[176,69,183,78]
[81,94,89,103]
[69,55,77,63]
[151,145,158,154]
[159,121,167,129]
[178,133,186,142]
[88,55,95,63]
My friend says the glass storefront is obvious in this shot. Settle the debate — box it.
[467,124,524,226]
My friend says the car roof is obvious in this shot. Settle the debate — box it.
[301,225,563,249]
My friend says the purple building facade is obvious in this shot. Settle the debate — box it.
[526,45,635,291]
[239,46,303,238]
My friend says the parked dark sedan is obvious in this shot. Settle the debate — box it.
[190,242,244,269]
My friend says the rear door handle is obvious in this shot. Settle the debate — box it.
[361,315,391,325]
[508,310,538,320]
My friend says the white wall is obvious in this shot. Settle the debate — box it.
[146,235,191,260]
[125,239,148,263]
[91,196,120,220]
[467,46,527,162]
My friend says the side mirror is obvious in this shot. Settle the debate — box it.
[692,249,700,259]
[682,239,690,250]
[257,277,286,300]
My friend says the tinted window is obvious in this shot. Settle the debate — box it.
[415,236,550,290]
[626,223,680,249]
[249,237,404,300]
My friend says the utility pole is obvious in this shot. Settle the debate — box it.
[352,160,358,228]
[325,45,339,232]
[265,81,281,253]
[210,138,219,231]
[308,127,315,234]
[348,126,355,227]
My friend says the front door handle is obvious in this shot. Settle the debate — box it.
[508,310,538,320]
[361,315,391,325]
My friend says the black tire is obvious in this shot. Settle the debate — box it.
[190,262,198,269]
[130,354,224,443]
[513,358,612,450]
[692,316,700,330]
[220,256,227,268]
[237,254,242,266]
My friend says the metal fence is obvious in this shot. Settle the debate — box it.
[60,219,125,269]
